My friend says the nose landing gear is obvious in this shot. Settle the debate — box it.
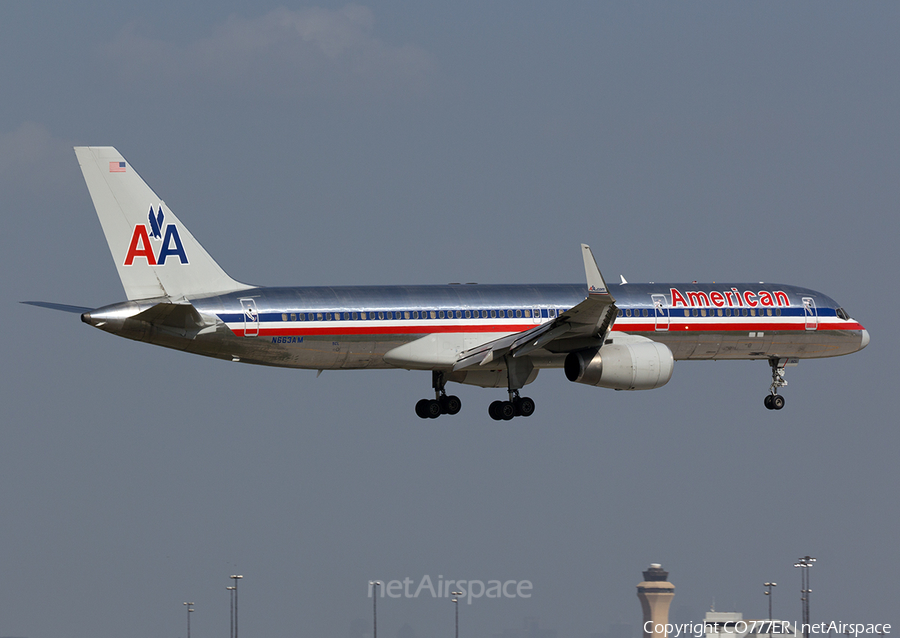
[764,358,790,410]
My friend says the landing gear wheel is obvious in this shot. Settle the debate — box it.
[772,395,785,410]
[488,401,504,421]
[764,395,774,410]
[441,395,462,415]
[500,401,516,421]
[425,399,442,418]
[416,398,442,419]
[515,396,536,417]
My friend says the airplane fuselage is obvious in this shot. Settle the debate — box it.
[83,281,867,373]
[40,147,868,417]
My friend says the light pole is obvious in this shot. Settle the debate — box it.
[794,556,816,638]
[451,591,463,638]
[764,582,776,638]
[369,581,382,638]
[227,586,236,638]
[230,575,243,638]
[183,602,195,638]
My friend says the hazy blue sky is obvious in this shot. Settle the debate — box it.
[3,3,898,638]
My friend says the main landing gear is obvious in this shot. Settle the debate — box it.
[488,390,536,421]
[764,358,788,410]
[415,371,462,419]
[488,355,537,421]
[414,358,538,421]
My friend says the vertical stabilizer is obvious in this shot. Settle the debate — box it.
[75,146,251,301]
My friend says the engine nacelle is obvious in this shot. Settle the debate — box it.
[564,340,674,390]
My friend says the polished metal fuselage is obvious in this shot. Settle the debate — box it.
[84,282,868,371]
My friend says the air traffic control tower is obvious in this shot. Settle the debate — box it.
[637,563,675,638]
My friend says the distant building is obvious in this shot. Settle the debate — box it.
[637,563,675,638]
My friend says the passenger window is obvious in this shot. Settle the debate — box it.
[430,311,437,319]
[282,313,288,321]
[464,310,471,319]
[516,309,522,318]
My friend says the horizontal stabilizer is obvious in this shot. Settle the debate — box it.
[21,301,93,314]
[81,300,220,339]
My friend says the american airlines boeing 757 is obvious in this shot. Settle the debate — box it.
[25,147,869,419]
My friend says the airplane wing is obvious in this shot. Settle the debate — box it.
[453,244,617,371]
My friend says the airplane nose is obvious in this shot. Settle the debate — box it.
[860,329,870,350]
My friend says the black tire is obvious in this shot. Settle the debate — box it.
[488,400,503,421]
[415,398,431,418]
[517,396,536,417]
[444,395,462,415]
[764,395,774,410]
[426,399,442,419]
[500,401,516,421]
[772,395,785,410]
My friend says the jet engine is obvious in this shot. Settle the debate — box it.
[564,339,674,390]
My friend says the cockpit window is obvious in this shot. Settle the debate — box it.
[836,307,849,320]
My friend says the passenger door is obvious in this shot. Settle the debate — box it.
[240,298,260,337]
[652,294,669,332]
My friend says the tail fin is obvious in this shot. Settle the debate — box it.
[74,146,251,301]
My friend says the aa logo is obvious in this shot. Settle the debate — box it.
[124,206,189,266]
